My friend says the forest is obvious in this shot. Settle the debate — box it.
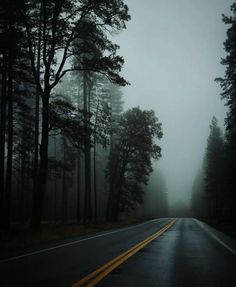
[1,2,236,287]
[0,0,168,236]
[191,3,236,223]
[1,0,236,241]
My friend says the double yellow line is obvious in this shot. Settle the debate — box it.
[71,219,177,287]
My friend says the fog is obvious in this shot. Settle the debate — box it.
[2,0,236,230]
[114,0,233,206]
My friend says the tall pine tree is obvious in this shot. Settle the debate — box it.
[204,117,224,217]
[216,3,236,215]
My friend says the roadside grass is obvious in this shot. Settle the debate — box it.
[0,218,141,257]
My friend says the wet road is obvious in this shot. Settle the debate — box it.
[98,218,236,287]
[1,218,236,286]
[0,218,170,287]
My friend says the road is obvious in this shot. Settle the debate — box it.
[0,218,236,287]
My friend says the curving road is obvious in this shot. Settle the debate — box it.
[1,218,236,287]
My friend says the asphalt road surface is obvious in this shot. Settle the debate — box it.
[1,218,236,287]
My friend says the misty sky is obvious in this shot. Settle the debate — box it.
[114,0,234,206]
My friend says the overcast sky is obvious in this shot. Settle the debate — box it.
[114,0,234,206]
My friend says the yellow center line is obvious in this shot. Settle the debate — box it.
[71,219,177,287]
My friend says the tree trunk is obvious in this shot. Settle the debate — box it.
[54,136,58,222]
[20,152,26,224]
[77,152,81,222]
[0,26,7,225]
[83,71,88,223]
[93,101,100,223]
[87,87,92,223]
[33,2,42,208]
[83,71,92,223]
[62,137,68,223]
[30,94,49,228]
[93,143,97,223]
[5,42,13,229]
[77,78,81,223]
[84,135,92,223]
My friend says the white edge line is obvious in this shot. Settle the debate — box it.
[0,218,165,264]
[194,218,236,256]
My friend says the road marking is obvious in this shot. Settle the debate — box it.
[71,219,177,287]
[194,219,236,256]
[0,218,166,264]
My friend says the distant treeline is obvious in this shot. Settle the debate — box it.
[0,1,168,231]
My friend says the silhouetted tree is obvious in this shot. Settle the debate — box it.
[89,76,111,222]
[0,0,29,230]
[204,117,225,217]
[106,107,163,221]
[14,92,35,224]
[216,3,236,216]
[13,0,130,227]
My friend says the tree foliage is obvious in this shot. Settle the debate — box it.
[216,3,236,205]
[106,107,163,220]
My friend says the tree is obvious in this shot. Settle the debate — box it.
[106,107,163,221]
[0,0,27,230]
[53,72,112,223]
[216,3,236,214]
[14,90,35,224]
[71,14,128,223]
[89,75,111,222]
[204,117,225,217]
[13,0,130,227]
